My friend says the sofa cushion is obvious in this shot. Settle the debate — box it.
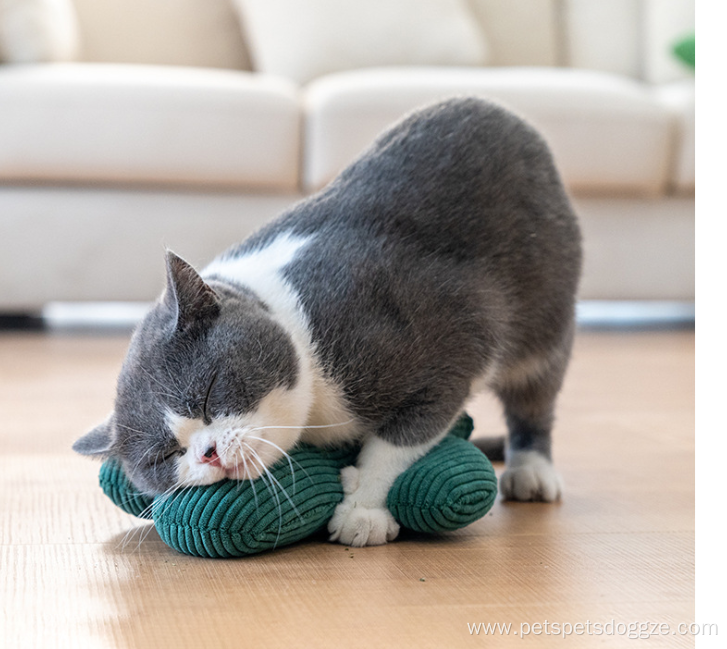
[0,64,300,190]
[303,67,674,194]
[0,0,79,63]
[233,0,488,85]
[468,0,559,67]
[564,0,642,78]
[72,0,251,71]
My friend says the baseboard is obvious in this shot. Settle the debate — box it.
[23,300,697,333]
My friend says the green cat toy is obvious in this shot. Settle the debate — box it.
[99,414,497,558]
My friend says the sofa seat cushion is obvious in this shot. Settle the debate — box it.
[0,63,300,190]
[303,67,674,195]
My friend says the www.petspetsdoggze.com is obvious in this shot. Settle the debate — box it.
[467,620,717,640]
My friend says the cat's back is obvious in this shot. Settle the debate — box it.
[239,97,579,273]
[338,96,580,265]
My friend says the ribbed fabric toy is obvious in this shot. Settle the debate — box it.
[99,414,497,558]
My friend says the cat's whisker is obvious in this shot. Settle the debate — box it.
[138,520,156,550]
[246,450,285,548]
[229,435,251,479]
[118,479,179,552]
[181,371,198,404]
[148,449,163,473]
[123,442,166,480]
[116,423,153,437]
[247,419,354,432]
[138,364,185,400]
[147,389,182,400]
[133,482,177,527]
[244,434,309,495]
[145,480,187,542]
[120,525,148,554]
[238,447,259,509]
[247,443,303,525]
[118,518,143,551]
[124,446,166,489]
[244,443,285,545]
[161,355,185,394]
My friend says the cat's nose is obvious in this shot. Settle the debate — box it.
[201,444,221,467]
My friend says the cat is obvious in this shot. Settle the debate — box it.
[74,97,582,547]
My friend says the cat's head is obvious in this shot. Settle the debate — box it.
[72,252,310,495]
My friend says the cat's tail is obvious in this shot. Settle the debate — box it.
[471,436,505,463]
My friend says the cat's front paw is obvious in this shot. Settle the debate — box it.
[500,451,562,502]
[328,499,400,547]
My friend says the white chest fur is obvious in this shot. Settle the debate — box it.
[202,233,362,445]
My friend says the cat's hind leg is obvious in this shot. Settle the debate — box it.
[495,341,572,502]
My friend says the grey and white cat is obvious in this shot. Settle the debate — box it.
[74,97,582,547]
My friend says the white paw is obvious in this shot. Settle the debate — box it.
[339,465,360,495]
[328,500,400,547]
[500,451,562,502]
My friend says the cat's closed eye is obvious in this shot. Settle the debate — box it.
[202,373,218,424]
[180,373,218,422]
[182,373,218,422]
[145,446,186,469]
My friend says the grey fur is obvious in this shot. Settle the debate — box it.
[74,97,581,496]
[73,255,299,494]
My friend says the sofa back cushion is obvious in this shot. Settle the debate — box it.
[72,0,251,70]
[564,0,643,77]
[233,0,489,85]
[564,0,694,82]
[467,0,560,67]
[0,0,80,63]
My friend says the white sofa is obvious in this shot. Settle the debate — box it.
[0,0,695,312]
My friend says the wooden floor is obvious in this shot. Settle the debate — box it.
[0,330,694,648]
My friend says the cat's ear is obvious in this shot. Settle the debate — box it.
[73,416,116,457]
[164,251,220,330]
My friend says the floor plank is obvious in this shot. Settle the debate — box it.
[0,330,694,648]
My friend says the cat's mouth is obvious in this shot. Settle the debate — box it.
[200,443,259,480]
[199,438,284,482]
